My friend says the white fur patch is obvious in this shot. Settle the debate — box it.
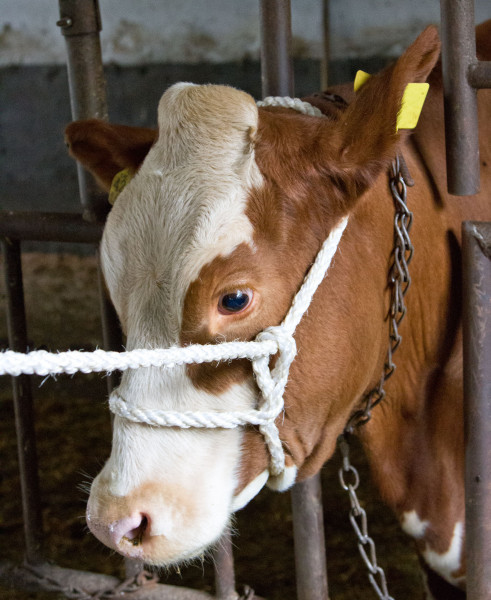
[401,509,429,539]
[102,83,262,342]
[104,370,257,498]
[266,464,298,491]
[231,470,269,512]
[423,521,465,588]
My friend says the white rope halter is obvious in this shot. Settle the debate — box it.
[0,96,348,479]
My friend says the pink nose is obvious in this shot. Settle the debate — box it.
[87,511,150,557]
[111,514,149,545]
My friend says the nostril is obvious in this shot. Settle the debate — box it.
[122,515,148,546]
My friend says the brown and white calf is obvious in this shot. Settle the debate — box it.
[65,22,491,599]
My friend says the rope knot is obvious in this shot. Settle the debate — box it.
[254,325,296,367]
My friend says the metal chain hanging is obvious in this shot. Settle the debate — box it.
[338,436,395,600]
[344,155,414,434]
[338,155,414,600]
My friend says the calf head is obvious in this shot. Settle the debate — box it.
[66,26,439,566]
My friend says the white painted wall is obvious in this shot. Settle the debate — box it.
[1,0,489,66]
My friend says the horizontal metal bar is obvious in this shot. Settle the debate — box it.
[0,561,213,600]
[0,211,103,243]
[468,60,491,89]
[462,221,491,600]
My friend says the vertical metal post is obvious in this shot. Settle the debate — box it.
[320,0,330,90]
[440,0,480,196]
[96,252,123,395]
[58,0,127,575]
[57,0,109,221]
[440,3,491,592]
[260,0,294,97]
[214,529,238,600]
[213,4,295,596]
[2,238,44,564]
[291,476,329,600]
[462,221,491,600]
[259,2,329,598]
[57,0,123,374]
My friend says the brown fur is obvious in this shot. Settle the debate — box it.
[65,119,157,189]
[65,23,491,596]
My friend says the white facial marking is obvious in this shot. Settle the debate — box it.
[401,509,429,539]
[92,84,267,564]
[105,368,256,499]
[102,83,262,341]
[423,521,465,588]
[231,470,269,512]
[266,464,298,491]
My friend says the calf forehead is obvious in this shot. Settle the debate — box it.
[102,84,262,338]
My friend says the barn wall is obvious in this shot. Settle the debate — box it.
[1,0,489,242]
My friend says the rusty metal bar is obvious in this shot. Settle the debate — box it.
[440,0,479,195]
[0,561,214,599]
[291,476,329,600]
[212,4,303,597]
[57,0,109,222]
[96,251,123,395]
[213,529,238,600]
[439,0,479,195]
[259,2,329,598]
[462,221,491,600]
[1,238,44,564]
[320,0,330,90]
[260,0,294,98]
[0,211,103,243]
[58,0,129,579]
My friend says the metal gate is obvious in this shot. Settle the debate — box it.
[1,1,490,599]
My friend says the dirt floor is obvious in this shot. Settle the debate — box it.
[0,252,425,600]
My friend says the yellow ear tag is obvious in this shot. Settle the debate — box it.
[109,168,133,205]
[354,70,372,92]
[396,83,429,131]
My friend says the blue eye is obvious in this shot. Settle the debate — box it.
[218,290,253,314]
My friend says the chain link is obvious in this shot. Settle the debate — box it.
[344,155,414,434]
[338,435,395,600]
[338,155,414,600]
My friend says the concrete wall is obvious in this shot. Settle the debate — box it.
[2,1,489,65]
[1,1,489,251]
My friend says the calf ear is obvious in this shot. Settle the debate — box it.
[64,119,157,191]
[325,25,441,206]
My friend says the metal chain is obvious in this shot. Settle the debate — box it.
[344,154,414,434]
[338,155,414,600]
[338,435,395,600]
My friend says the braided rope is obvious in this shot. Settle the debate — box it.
[0,98,347,478]
[257,96,324,117]
[0,341,277,377]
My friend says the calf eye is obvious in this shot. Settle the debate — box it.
[218,289,253,314]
